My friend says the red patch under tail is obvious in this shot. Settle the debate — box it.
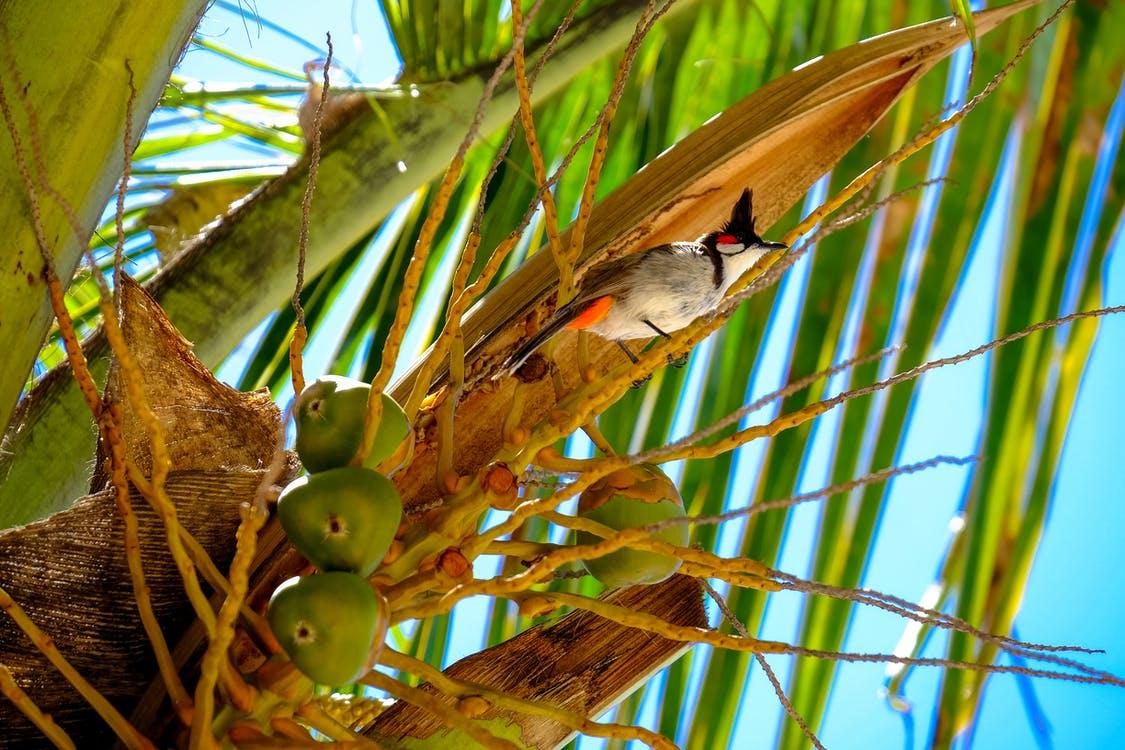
[565,296,614,330]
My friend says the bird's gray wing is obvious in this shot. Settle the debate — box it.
[573,242,704,304]
[569,247,668,306]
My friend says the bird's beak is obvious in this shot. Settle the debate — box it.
[759,240,788,251]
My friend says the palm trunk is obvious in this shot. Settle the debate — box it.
[0,0,208,442]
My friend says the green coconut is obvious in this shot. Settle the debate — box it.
[294,375,410,473]
[277,466,402,576]
[267,572,382,686]
[576,464,689,588]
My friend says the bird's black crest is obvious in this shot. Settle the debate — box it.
[722,188,759,238]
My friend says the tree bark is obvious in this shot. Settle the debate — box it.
[367,575,708,749]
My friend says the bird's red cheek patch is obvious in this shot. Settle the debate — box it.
[566,296,615,330]
[718,233,737,245]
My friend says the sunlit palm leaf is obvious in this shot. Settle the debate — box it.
[935,4,1125,744]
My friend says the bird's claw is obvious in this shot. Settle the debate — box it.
[667,353,689,368]
[631,374,653,389]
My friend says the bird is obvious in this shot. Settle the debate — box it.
[501,188,787,376]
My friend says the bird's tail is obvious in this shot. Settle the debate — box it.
[498,303,577,377]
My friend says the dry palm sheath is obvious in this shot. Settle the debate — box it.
[503,188,787,374]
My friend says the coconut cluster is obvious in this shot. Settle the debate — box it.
[267,376,408,686]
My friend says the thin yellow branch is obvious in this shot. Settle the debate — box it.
[580,420,616,456]
[294,702,383,747]
[677,561,776,590]
[465,389,833,556]
[480,540,562,560]
[0,586,155,750]
[360,670,521,750]
[400,0,583,421]
[563,0,660,298]
[505,590,787,654]
[105,405,193,726]
[510,0,565,276]
[537,510,777,587]
[190,501,269,748]
[398,510,776,623]
[358,0,546,460]
[290,34,334,396]
[0,664,76,750]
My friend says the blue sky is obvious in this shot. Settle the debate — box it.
[172,3,1125,748]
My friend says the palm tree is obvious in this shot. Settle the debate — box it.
[0,0,1122,748]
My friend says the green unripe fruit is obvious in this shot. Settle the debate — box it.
[577,464,688,588]
[295,375,410,473]
[278,467,402,576]
[267,572,382,686]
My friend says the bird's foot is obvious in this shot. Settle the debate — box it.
[667,353,689,368]
[630,373,653,389]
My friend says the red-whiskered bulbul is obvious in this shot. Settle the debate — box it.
[502,188,786,375]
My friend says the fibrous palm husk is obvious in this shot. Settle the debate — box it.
[0,277,289,747]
